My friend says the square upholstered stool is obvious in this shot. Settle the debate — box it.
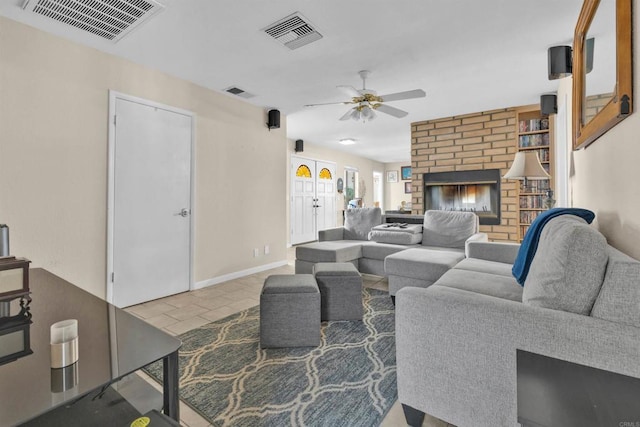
[385,248,465,300]
[260,274,320,348]
[313,262,363,321]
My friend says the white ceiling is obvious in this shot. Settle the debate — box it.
[1,0,584,162]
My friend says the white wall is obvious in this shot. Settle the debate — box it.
[557,5,640,260]
[0,17,288,298]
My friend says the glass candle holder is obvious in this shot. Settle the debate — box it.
[50,319,78,368]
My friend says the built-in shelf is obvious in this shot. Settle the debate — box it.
[515,106,554,241]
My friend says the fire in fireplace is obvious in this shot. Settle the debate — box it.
[423,169,501,225]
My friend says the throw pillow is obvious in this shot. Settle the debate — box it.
[522,216,608,315]
[421,210,478,249]
[344,207,382,241]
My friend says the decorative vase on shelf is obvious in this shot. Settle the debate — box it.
[543,190,556,209]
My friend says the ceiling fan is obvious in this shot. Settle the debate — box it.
[305,70,426,122]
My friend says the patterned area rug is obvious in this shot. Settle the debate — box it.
[145,288,397,427]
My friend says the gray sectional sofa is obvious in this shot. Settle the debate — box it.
[396,215,640,426]
[295,208,487,294]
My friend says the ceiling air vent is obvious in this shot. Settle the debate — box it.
[224,87,255,99]
[22,0,165,42]
[262,12,323,50]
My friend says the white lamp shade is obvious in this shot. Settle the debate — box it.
[503,152,550,180]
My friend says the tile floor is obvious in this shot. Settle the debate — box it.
[125,248,453,427]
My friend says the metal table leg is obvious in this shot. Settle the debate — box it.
[162,350,180,421]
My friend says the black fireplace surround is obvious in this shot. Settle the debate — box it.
[423,169,501,225]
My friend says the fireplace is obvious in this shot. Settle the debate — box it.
[423,169,501,225]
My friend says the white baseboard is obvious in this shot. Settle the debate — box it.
[194,260,289,290]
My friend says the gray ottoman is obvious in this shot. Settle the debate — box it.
[295,241,363,274]
[260,274,320,348]
[313,262,363,321]
[385,248,465,297]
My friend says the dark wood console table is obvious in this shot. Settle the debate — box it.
[0,269,181,425]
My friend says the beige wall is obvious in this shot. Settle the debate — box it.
[384,162,412,212]
[285,141,384,237]
[557,5,640,260]
[0,18,288,298]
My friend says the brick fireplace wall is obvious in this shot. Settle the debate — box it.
[410,108,518,242]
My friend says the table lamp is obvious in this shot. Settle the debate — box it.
[503,152,550,192]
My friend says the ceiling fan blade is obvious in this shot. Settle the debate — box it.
[339,109,355,121]
[376,104,409,118]
[337,85,361,98]
[379,89,426,102]
[304,101,352,107]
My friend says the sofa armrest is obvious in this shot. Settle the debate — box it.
[318,227,344,241]
[396,285,640,427]
[466,241,520,264]
[464,233,488,257]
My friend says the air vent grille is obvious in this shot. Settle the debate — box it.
[224,87,256,99]
[22,0,164,42]
[263,12,322,50]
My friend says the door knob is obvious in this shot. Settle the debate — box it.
[177,208,190,217]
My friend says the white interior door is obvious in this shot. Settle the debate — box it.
[315,161,336,233]
[109,94,193,307]
[291,156,316,245]
[290,157,337,245]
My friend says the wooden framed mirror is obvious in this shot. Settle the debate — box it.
[572,0,632,150]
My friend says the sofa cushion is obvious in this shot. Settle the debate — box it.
[591,246,640,327]
[385,248,464,282]
[420,245,464,254]
[296,241,363,263]
[454,258,513,277]
[369,229,423,245]
[522,216,608,315]
[422,210,478,249]
[344,207,382,240]
[361,242,412,261]
[512,208,596,285]
[435,269,523,301]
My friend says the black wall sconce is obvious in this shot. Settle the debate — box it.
[548,38,594,80]
[540,94,557,115]
[548,45,572,80]
[266,109,280,130]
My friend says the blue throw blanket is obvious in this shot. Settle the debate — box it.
[512,208,595,285]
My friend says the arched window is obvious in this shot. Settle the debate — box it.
[296,164,312,178]
[319,168,332,180]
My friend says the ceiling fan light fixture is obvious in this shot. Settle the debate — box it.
[307,70,424,122]
[352,105,376,122]
[364,107,376,121]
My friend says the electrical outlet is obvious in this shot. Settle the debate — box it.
[253,248,259,257]
[264,245,270,255]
